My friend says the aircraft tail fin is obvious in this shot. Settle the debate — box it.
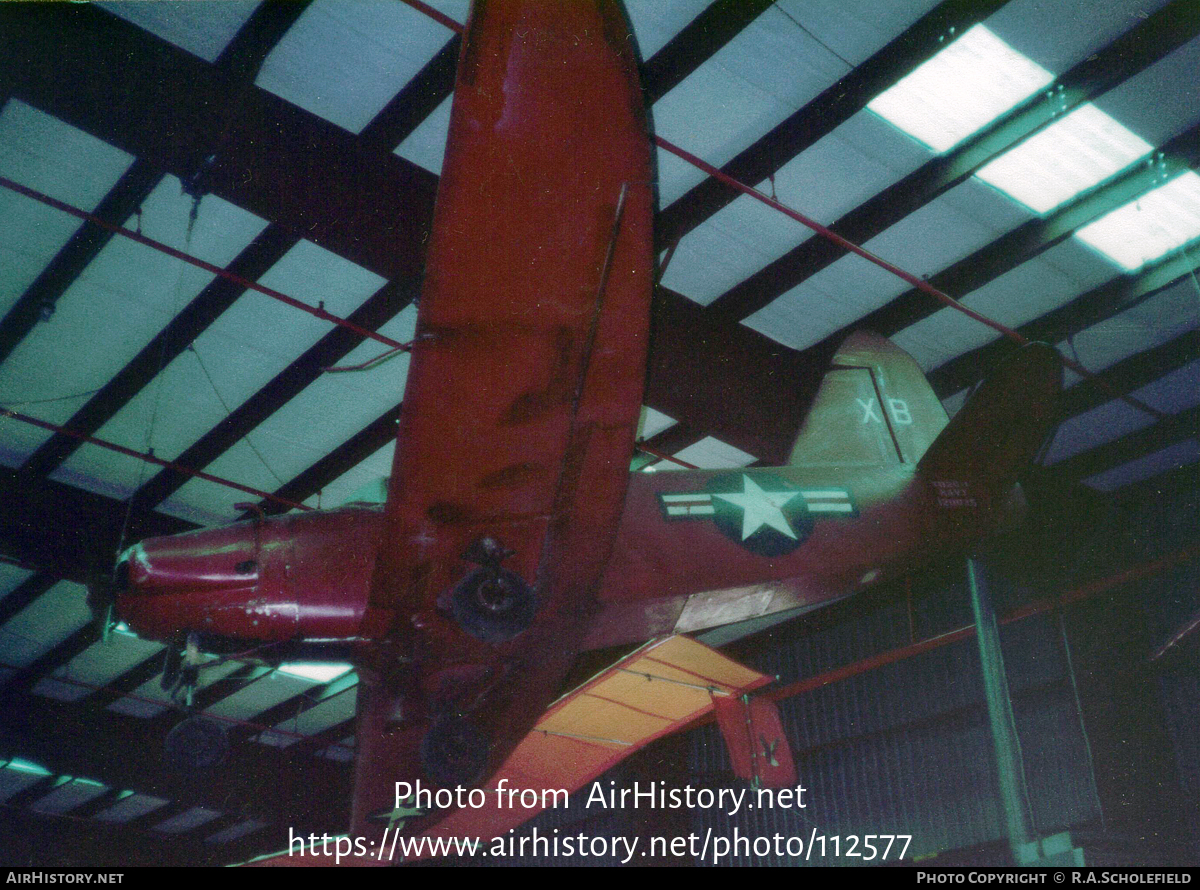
[788,331,950,468]
[917,341,1062,492]
[787,331,1062,494]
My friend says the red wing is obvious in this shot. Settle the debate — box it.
[345,0,656,844]
[363,0,653,640]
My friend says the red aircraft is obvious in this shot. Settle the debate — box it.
[109,0,1061,863]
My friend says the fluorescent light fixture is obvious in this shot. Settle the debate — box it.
[976,104,1153,213]
[277,662,354,684]
[867,25,1053,153]
[1075,171,1200,270]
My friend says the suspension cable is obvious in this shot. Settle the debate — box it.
[0,407,311,512]
[0,176,410,352]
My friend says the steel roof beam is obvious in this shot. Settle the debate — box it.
[128,277,419,512]
[0,468,193,583]
[1052,403,1200,486]
[0,161,163,369]
[20,226,299,478]
[0,691,351,828]
[656,0,1011,250]
[702,0,1200,322]
[1057,329,1200,420]
[0,3,440,283]
[929,249,1200,399]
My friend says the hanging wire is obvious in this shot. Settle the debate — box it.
[1056,602,1108,834]
[190,344,284,486]
[0,387,102,408]
[112,205,195,569]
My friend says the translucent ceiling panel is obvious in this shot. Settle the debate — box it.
[1075,172,1200,271]
[52,239,385,509]
[745,178,1032,353]
[158,302,414,524]
[258,687,357,747]
[653,5,849,206]
[987,0,1174,75]
[33,630,163,702]
[30,778,108,815]
[0,563,35,601]
[0,178,267,468]
[256,0,457,134]
[637,407,677,441]
[867,25,1053,153]
[203,670,314,722]
[1043,360,1200,464]
[625,0,711,59]
[0,99,134,318]
[394,94,453,175]
[97,1,262,63]
[153,806,221,834]
[94,792,169,824]
[775,0,942,68]
[643,436,755,473]
[1059,280,1200,386]
[976,104,1153,214]
[277,662,353,684]
[106,656,246,719]
[0,582,90,670]
[1094,35,1200,147]
[891,238,1119,371]
[206,818,268,844]
[0,763,50,803]
[322,737,355,763]
[662,110,932,305]
[301,441,396,511]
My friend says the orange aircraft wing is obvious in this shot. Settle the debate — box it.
[403,635,773,861]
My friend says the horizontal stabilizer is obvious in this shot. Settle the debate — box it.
[918,342,1063,491]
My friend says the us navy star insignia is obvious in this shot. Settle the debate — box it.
[658,473,857,557]
[714,475,799,540]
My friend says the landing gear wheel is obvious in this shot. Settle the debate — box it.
[451,566,536,643]
[164,715,229,771]
[420,713,489,789]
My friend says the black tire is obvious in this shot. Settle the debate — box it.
[420,713,489,789]
[450,566,536,643]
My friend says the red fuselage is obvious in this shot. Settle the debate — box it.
[116,464,1008,651]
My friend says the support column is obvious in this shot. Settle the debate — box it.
[967,557,1035,856]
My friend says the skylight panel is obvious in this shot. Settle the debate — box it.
[976,104,1153,213]
[97,1,261,63]
[1075,171,1200,270]
[867,25,1053,153]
